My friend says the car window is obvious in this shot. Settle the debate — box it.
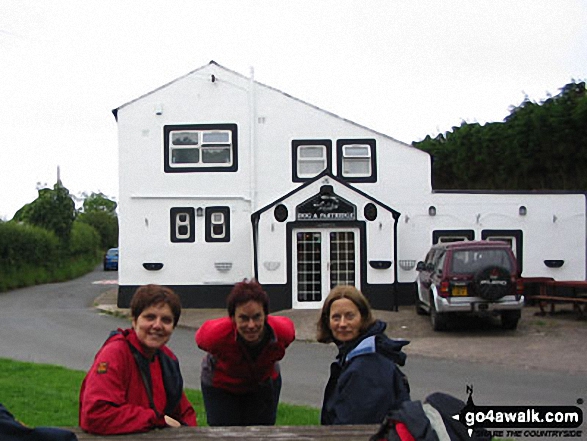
[434,251,446,272]
[451,249,512,274]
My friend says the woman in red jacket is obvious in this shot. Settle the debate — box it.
[79,284,197,435]
[195,280,295,426]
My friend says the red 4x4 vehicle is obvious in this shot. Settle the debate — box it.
[415,240,524,331]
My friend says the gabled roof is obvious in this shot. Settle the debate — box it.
[251,169,401,222]
[111,61,409,147]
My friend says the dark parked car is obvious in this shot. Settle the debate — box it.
[415,240,524,331]
[103,247,119,271]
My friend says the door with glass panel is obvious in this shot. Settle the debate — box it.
[292,228,360,309]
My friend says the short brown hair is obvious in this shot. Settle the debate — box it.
[316,285,375,343]
[130,284,182,328]
[226,279,269,317]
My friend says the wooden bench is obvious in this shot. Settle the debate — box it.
[530,295,587,317]
[524,279,587,318]
[70,424,380,440]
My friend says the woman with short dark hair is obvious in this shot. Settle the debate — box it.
[80,284,197,435]
[318,285,410,425]
[195,279,295,426]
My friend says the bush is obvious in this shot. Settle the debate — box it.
[69,220,101,257]
[0,221,102,292]
[77,211,118,250]
[0,222,59,268]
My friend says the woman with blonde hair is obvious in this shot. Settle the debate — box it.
[317,285,410,425]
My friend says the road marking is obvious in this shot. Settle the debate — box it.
[92,280,118,285]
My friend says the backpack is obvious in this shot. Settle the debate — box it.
[369,392,491,441]
[0,403,78,441]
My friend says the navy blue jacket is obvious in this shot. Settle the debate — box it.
[0,403,77,441]
[321,320,410,425]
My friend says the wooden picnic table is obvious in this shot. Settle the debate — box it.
[523,278,587,317]
[70,424,380,440]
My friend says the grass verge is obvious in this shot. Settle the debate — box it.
[0,358,320,427]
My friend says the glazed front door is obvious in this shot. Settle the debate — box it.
[292,228,360,309]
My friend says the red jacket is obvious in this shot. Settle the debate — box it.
[79,329,197,435]
[195,316,295,394]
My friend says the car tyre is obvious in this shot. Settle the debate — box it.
[501,310,520,330]
[430,295,448,331]
[474,266,511,301]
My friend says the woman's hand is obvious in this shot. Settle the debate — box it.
[164,415,181,428]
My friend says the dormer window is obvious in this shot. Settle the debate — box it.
[164,124,238,173]
[337,139,377,183]
[292,139,332,182]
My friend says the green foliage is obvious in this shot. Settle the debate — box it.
[81,191,117,215]
[13,182,76,244]
[413,81,587,190]
[77,211,118,250]
[0,358,320,428]
[77,192,118,249]
[0,220,100,292]
[1,184,117,292]
[0,221,59,269]
[69,220,101,257]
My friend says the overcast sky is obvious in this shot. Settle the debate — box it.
[1,1,585,220]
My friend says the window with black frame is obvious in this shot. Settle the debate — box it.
[164,124,238,173]
[205,207,230,242]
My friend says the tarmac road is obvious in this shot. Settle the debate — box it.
[0,267,585,414]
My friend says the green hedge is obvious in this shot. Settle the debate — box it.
[0,222,59,268]
[0,220,102,292]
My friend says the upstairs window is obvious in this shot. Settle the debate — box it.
[292,140,332,182]
[337,139,377,182]
[164,124,238,173]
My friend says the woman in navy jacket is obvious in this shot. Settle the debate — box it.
[317,285,410,425]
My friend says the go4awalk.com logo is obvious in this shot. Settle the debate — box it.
[452,386,584,439]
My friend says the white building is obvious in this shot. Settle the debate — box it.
[113,61,586,310]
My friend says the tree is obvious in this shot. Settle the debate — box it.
[413,80,587,191]
[80,192,117,215]
[13,181,76,244]
[77,192,118,249]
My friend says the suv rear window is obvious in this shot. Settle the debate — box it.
[450,249,513,274]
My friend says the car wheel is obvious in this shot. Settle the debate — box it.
[501,310,521,330]
[430,295,448,331]
[474,266,511,301]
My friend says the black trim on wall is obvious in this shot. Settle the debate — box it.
[119,284,293,312]
[481,229,524,273]
[432,229,475,244]
[118,281,416,311]
[292,139,332,182]
[118,284,233,309]
[163,123,238,173]
[336,138,377,183]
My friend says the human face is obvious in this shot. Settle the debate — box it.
[329,298,362,342]
[233,300,266,345]
[132,303,175,358]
